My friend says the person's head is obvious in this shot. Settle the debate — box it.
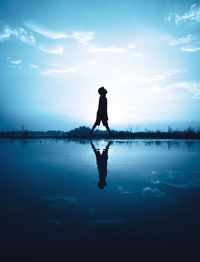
[98,180,107,189]
[98,87,107,96]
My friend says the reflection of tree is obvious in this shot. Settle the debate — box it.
[90,141,112,189]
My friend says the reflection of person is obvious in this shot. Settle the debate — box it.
[90,141,112,189]
[91,87,112,135]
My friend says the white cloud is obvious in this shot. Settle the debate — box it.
[68,31,94,45]
[41,66,79,76]
[0,24,63,55]
[166,4,200,24]
[154,81,200,99]
[0,26,16,41]
[167,81,200,98]
[167,34,200,53]
[175,4,200,24]
[131,52,143,57]
[9,60,22,65]
[25,21,94,44]
[128,44,135,49]
[88,60,97,66]
[29,64,38,69]
[168,34,193,46]
[18,28,36,45]
[25,22,67,39]
[87,46,126,54]
[38,45,64,55]
[0,25,35,45]
[144,69,181,82]
[180,45,200,52]
[50,63,59,67]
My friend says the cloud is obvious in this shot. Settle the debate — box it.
[166,81,200,98]
[25,22,67,39]
[6,57,22,69]
[88,60,97,66]
[9,60,22,65]
[167,34,200,52]
[17,28,36,45]
[131,52,143,57]
[29,64,38,69]
[168,34,193,46]
[41,66,79,76]
[128,44,135,49]
[154,81,200,99]
[180,45,200,52]
[68,31,94,45]
[0,25,35,45]
[37,45,64,54]
[0,25,16,42]
[87,46,126,54]
[144,69,181,82]
[166,4,200,24]
[25,21,94,44]
[0,24,64,55]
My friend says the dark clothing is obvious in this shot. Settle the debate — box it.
[91,141,111,189]
[95,95,108,126]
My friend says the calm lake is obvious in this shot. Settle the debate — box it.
[0,139,200,261]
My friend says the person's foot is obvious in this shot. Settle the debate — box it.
[109,132,113,137]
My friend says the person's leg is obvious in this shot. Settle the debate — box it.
[104,122,112,135]
[90,122,97,134]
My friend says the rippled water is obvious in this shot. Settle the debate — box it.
[0,139,200,261]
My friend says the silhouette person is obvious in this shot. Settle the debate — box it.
[91,87,112,135]
[90,141,112,189]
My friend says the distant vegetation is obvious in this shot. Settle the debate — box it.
[0,125,200,139]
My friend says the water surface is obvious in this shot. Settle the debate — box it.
[0,139,200,261]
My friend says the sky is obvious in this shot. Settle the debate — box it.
[0,0,200,131]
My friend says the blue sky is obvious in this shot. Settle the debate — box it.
[0,0,200,131]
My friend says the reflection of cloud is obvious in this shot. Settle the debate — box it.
[87,46,126,54]
[118,186,133,194]
[142,187,165,198]
[166,4,200,24]
[47,219,62,225]
[42,195,78,205]
[41,66,79,76]
[89,219,124,225]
